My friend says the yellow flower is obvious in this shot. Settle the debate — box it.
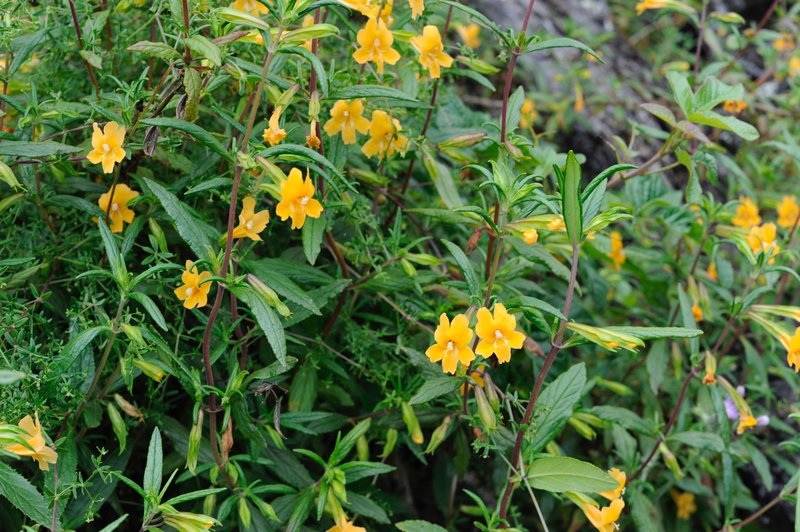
[306,120,321,150]
[582,498,624,532]
[519,98,537,128]
[361,110,408,159]
[547,216,565,232]
[98,183,139,233]
[703,367,716,384]
[777,195,799,229]
[731,196,761,228]
[773,33,795,53]
[475,304,525,364]
[789,56,800,78]
[408,0,424,19]
[707,261,718,281]
[3,414,58,471]
[737,413,757,434]
[723,100,747,114]
[352,17,400,74]
[457,23,481,49]
[523,229,539,245]
[326,516,366,532]
[781,327,800,372]
[87,121,127,174]
[574,83,585,113]
[174,260,213,309]
[231,0,268,15]
[301,14,315,51]
[746,223,780,263]
[263,107,287,146]
[609,231,626,270]
[339,0,393,24]
[232,196,270,241]
[410,25,453,79]
[599,468,626,501]
[425,313,475,374]
[671,491,697,520]
[691,303,703,322]
[276,168,323,229]
[324,99,370,144]
[635,0,668,15]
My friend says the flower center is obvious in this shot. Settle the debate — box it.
[185,287,194,296]
[494,329,503,339]
[373,38,381,49]
[246,220,254,229]
[102,143,111,153]
[300,196,309,206]
[111,203,119,211]
[343,110,350,117]
[446,341,454,351]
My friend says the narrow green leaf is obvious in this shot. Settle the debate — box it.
[410,376,461,404]
[0,140,82,158]
[128,292,168,331]
[142,118,231,161]
[302,215,325,266]
[143,428,163,498]
[127,41,180,60]
[327,84,417,102]
[523,37,603,62]
[143,177,214,259]
[184,35,222,66]
[526,456,617,493]
[441,239,480,300]
[233,286,287,365]
[59,326,109,369]
[562,150,582,246]
[528,363,586,454]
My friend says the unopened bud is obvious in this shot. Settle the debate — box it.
[381,428,398,458]
[474,386,496,431]
[356,434,369,462]
[425,416,452,454]
[401,402,424,445]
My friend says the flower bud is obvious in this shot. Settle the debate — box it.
[425,416,452,454]
[113,394,144,421]
[567,415,596,440]
[356,434,369,462]
[238,497,252,529]
[106,402,127,453]
[380,428,398,458]
[187,409,203,474]
[133,359,165,382]
[401,402,424,445]
[148,217,167,253]
[438,132,487,149]
[474,386,496,431]
[203,493,217,516]
[482,373,500,411]
[659,442,683,480]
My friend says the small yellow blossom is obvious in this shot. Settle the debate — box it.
[777,195,799,229]
[98,183,139,233]
[574,83,585,112]
[231,0,268,15]
[723,100,747,114]
[408,0,424,19]
[609,231,626,270]
[352,17,400,74]
[361,110,408,159]
[789,56,800,78]
[326,516,366,532]
[519,98,537,128]
[457,23,481,49]
[599,468,626,501]
[746,223,780,263]
[425,313,475,374]
[276,168,323,229]
[635,0,668,16]
[691,303,703,322]
[707,261,718,281]
[263,108,287,146]
[174,260,213,309]
[582,498,624,532]
[731,196,761,228]
[3,414,58,471]
[703,367,716,385]
[87,121,127,174]
[780,327,800,372]
[737,413,757,434]
[547,217,565,232]
[306,120,321,150]
[475,303,526,364]
[301,14,315,51]
[340,0,393,24]
[773,33,795,53]
[232,196,270,241]
[671,491,697,520]
[523,229,539,245]
[324,100,371,144]
[411,25,453,79]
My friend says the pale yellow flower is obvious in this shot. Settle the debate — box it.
[3,414,58,471]
[87,121,126,174]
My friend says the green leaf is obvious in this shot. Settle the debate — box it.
[504,86,525,133]
[694,77,743,112]
[669,431,724,453]
[97,514,129,532]
[523,37,603,62]
[247,356,298,382]
[286,488,314,532]
[80,49,103,69]
[127,41,180,60]
[98,219,127,285]
[345,491,389,524]
[280,47,329,97]
[128,292,168,331]
[143,177,214,259]
[0,369,25,384]
[59,326,109,369]
[0,461,54,528]
[107,403,127,454]
[330,418,371,467]
[142,117,231,161]
[0,160,22,189]
[339,461,396,483]
[143,428,163,499]
[562,150,583,246]
[410,376,461,404]
[163,487,227,506]
[422,146,463,209]
[438,0,513,49]
[184,35,222,66]
[217,7,271,31]
[526,456,617,493]
[667,71,694,116]
[603,326,703,340]
[589,405,657,435]
[258,144,347,188]
[233,286,288,365]
[396,520,448,532]
[581,164,637,203]
[441,239,480,300]
[687,110,759,141]
[0,140,83,157]
[327,84,417,103]
[507,295,566,320]
[640,102,677,126]
[302,215,325,266]
[528,363,586,454]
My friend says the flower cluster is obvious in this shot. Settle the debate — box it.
[578,468,626,531]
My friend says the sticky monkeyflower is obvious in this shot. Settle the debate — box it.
[475,304,526,364]
[326,516,366,532]
[703,366,716,384]
[609,231,626,270]
[773,33,795,53]
[790,56,800,78]
[426,313,475,374]
[519,98,538,128]
[457,23,481,49]
[635,0,668,15]
[339,0,392,24]
[523,229,539,245]
[777,195,799,229]
[408,0,424,19]
[324,99,370,144]
[746,223,780,262]
[780,327,800,372]
[581,498,624,532]
[361,110,408,159]
[707,261,718,281]
[232,196,270,241]
[737,412,757,434]
[352,17,400,74]
[263,107,287,146]
[671,491,697,520]
[599,468,626,501]
[174,260,213,309]
[731,196,761,228]
[98,184,139,233]
[276,168,323,229]
[723,99,747,114]
[306,120,321,150]
[691,303,703,322]
[547,216,565,232]
[3,414,58,471]
[411,25,454,79]
[231,0,268,15]
[87,121,127,174]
